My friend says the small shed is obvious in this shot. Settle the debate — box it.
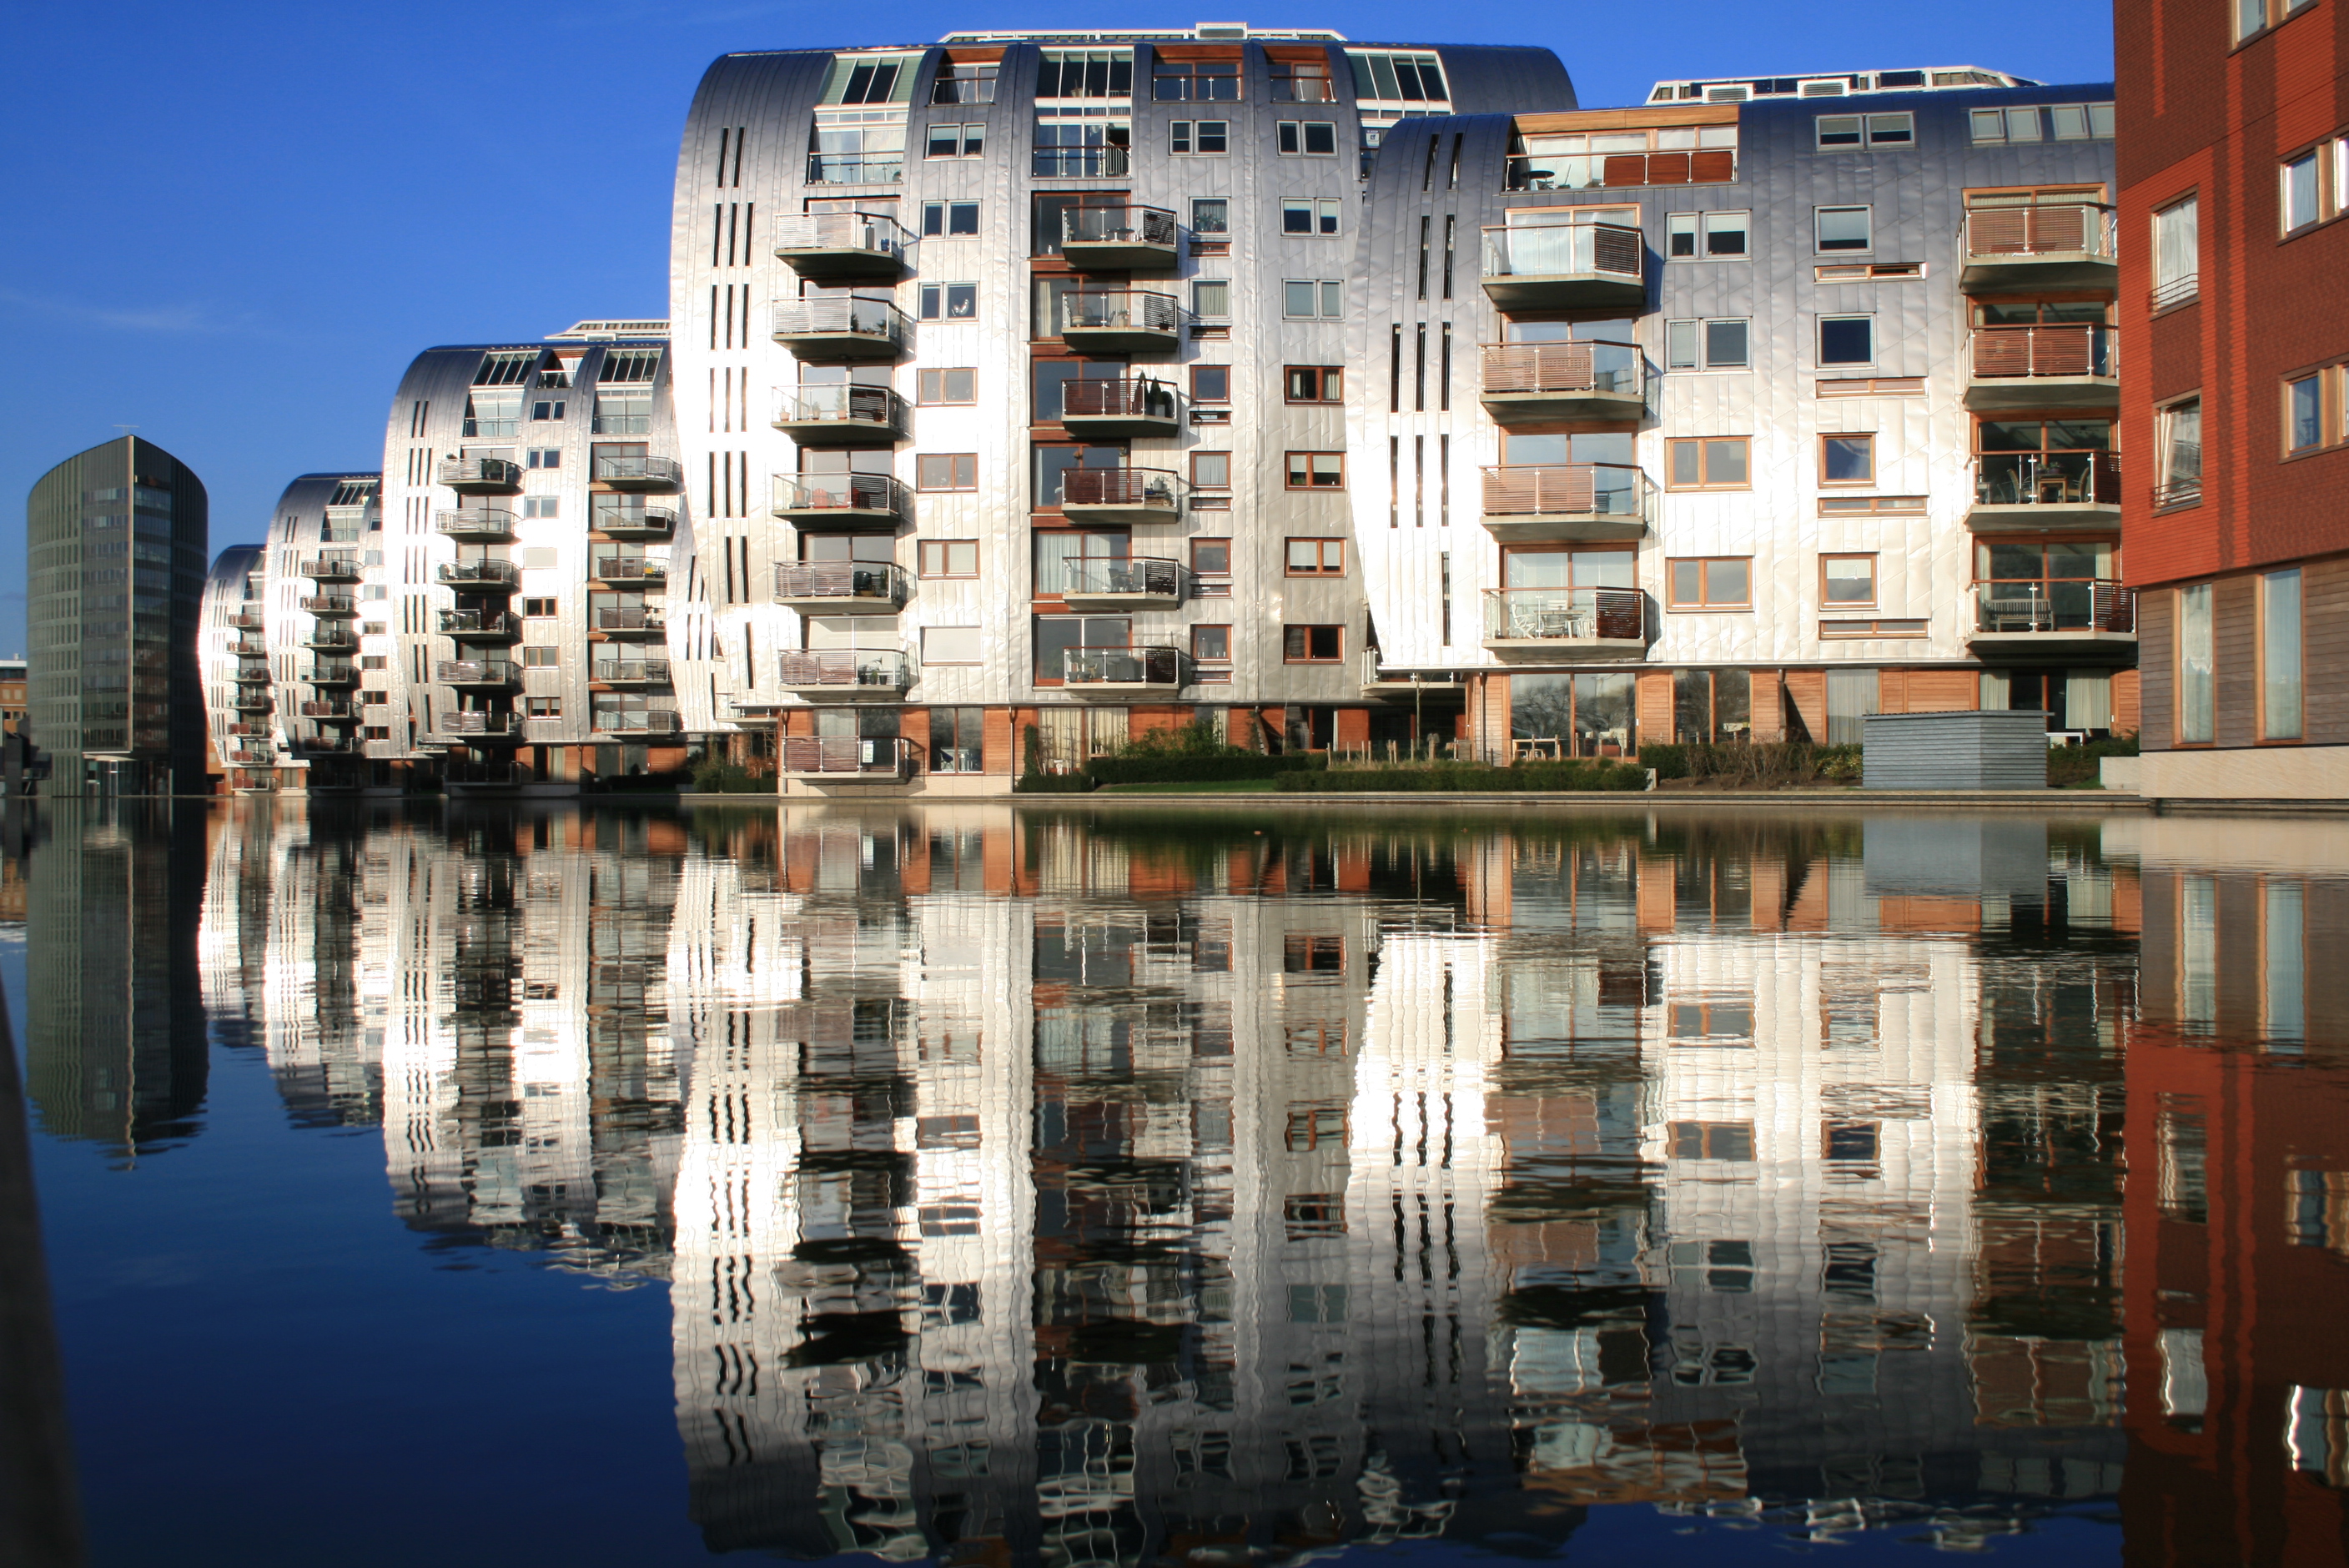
[1862,711,2048,791]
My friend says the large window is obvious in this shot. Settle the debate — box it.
[1169,120,1229,154]
[1283,625,1343,661]
[1667,557,1753,610]
[1031,529,1125,596]
[1277,121,1340,155]
[1284,279,1346,318]
[1034,615,1129,681]
[1665,318,1749,369]
[922,200,979,235]
[2265,568,2305,740]
[1666,437,1750,490]
[1814,205,1873,253]
[2158,399,2203,508]
[1974,418,2115,506]
[918,367,975,404]
[916,454,976,491]
[1285,365,1343,402]
[929,706,984,771]
[1154,58,1240,100]
[926,123,983,158]
[918,539,978,576]
[1285,452,1345,489]
[918,281,976,320]
[1667,210,1748,258]
[2154,196,2199,309]
[1674,669,1752,744]
[1282,198,1342,234]
[1285,538,1346,575]
[2178,582,2215,743]
[1510,671,1637,759]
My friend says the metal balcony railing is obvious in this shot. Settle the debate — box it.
[770,297,913,351]
[1964,204,2118,264]
[436,509,518,540]
[593,659,672,684]
[782,735,916,776]
[438,610,518,637]
[231,692,274,711]
[770,471,908,518]
[225,609,266,630]
[1482,223,1644,283]
[437,659,520,686]
[1059,378,1179,423]
[1972,451,2121,508]
[770,211,912,265]
[229,747,275,766]
[232,661,273,683]
[772,384,910,436]
[1064,646,1186,686]
[776,649,913,690]
[299,595,358,615]
[591,502,676,536]
[227,637,269,658]
[1506,149,1736,191]
[226,721,266,738]
[461,418,518,439]
[309,661,363,685]
[302,628,360,651]
[1480,340,1644,399]
[1059,467,1180,513]
[1481,464,1654,522]
[591,557,667,584]
[299,700,359,719]
[1483,587,1647,643]
[1061,204,1179,249]
[1033,145,1129,178]
[1062,558,1187,598]
[299,556,362,580]
[1970,324,2116,379]
[772,561,911,606]
[1057,289,1181,335]
[591,454,682,487]
[805,153,903,184]
[437,456,524,490]
[591,708,683,735]
[593,607,666,635]
[438,559,521,589]
[1971,580,2136,635]
[435,711,522,737]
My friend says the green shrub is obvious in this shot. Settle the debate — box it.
[1275,760,1650,793]
[1085,751,1326,785]
[1813,743,1863,783]
[690,761,772,794]
[1642,742,1691,780]
[2048,734,2139,787]
[1014,772,1096,793]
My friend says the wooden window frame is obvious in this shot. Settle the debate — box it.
[1190,536,1231,577]
[1190,623,1232,663]
[1665,435,1751,491]
[1284,364,1343,402]
[918,539,979,577]
[918,367,976,405]
[1819,552,1879,610]
[1820,432,1876,486]
[1283,624,1344,662]
[1667,556,1753,611]
[1189,452,1231,490]
[916,453,978,491]
[1190,364,1231,405]
[1285,451,1346,490]
[1285,537,1346,575]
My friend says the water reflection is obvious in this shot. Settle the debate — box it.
[26,802,2349,1560]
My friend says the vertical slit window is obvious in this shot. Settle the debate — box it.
[2265,568,2304,740]
[1440,323,1451,410]
[1439,433,1451,523]
[2179,582,2215,742]
[1441,215,1456,298]
[1448,133,1462,189]
[1440,552,1451,643]
[1416,324,1427,410]
[1418,216,1431,299]
[1415,435,1426,525]
[1389,437,1400,527]
[1390,325,1401,412]
[1422,134,1438,190]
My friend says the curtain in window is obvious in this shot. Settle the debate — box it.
[2179,583,2215,742]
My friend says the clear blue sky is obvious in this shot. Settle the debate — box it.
[0,0,2115,657]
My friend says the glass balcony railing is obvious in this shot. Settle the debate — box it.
[1064,646,1186,687]
[1971,451,2120,508]
[1480,340,1644,400]
[591,708,683,735]
[299,595,359,616]
[1033,145,1129,178]
[299,700,360,720]
[1060,467,1180,515]
[593,659,672,685]
[591,556,668,585]
[1059,378,1179,425]
[771,211,913,267]
[1971,580,2136,635]
[435,509,518,540]
[1482,587,1647,643]
[435,711,523,737]
[777,650,914,691]
[593,607,666,636]
[591,502,676,537]
[1060,204,1179,252]
[1481,223,1644,284]
[436,659,519,686]
[1057,289,1181,339]
[301,627,360,651]
[437,559,522,589]
[772,384,910,438]
[770,472,908,519]
[437,610,519,638]
[1481,464,1654,523]
[804,153,903,184]
[299,556,363,580]
[1062,558,1187,599]
[591,454,682,488]
[227,637,269,658]
[772,562,911,607]
[770,297,913,353]
[436,456,524,490]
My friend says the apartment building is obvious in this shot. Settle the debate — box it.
[196,543,266,789]
[2118,0,2349,800]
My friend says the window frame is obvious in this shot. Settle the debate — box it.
[2285,370,2328,454]
[1190,196,1230,235]
[918,280,978,321]
[1280,196,1342,235]
[923,122,984,158]
[1190,623,1233,663]
[1282,624,1345,662]
[1284,451,1346,490]
[918,539,979,578]
[915,452,978,491]
[1817,314,1876,368]
[1819,432,1876,486]
[1285,537,1346,575]
[918,367,977,405]
[1282,279,1344,319]
[1277,120,1340,155]
[1664,436,1752,491]
[1189,453,1231,492]
[1665,209,1750,259]
[1665,316,1751,369]
[2156,394,2205,509]
[1168,118,1231,155]
[2236,0,2320,46]
[2261,566,2306,741]
[921,199,980,236]
[2177,580,2216,744]
[1819,553,1879,609]
[1190,535,1231,576]
[1284,364,1344,403]
[1666,555,1755,611]
[1813,204,1874,254]
[1190,364,1231,405]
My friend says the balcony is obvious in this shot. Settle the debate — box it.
[592,454,682,491]
[1967,453,2122,533]
[225,608,266,631]
[1481,465,1653,543]
[437,509,518,542]
[299,594,360,617]
[1961,204,2118,293]
[438,558,521,591]
[1059,557,1187,611]
[1059,377,1180,438]
[1969,580,2137,657]
[299,555,362,582]
[437,456,525,494]
[773,384,910,444]
[1964,324,2119,411]
[231,692,274,712]
[1060,204,1180,270]
[591,708,683,736]
[1481,223,1646,311]
[593,658,672,687]
[229,746,276,767]
[1063,646,1187,695]
[804,153,903,186]
[301,627,360,652]
[781,735,915,781]
[309,661,364,687]
[1358,656,1463,701]
[1058,289,1181,354]
[227,636,269,658]
[771,471,908,525]
[771,211,911,279]
[591,607,667,639]
[437,659,520,688]
[591,557,668,588]
[777,648,914,700]
[231,661,273,684]
[1480,341,1646,425]
[1506,148,1737,193]
[771,297,912,361]
[1059,467,1180,525]
[300,699,360,721]
[1033,145,1129,179]
[232,772,278,792]
[439,610,520,642]
[591,502,677,539]
[773,560,910,615]
[433,711,525,741]
[1481,588,1648,661]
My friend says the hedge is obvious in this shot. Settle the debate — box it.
[1275,761,1651,793]
[1084,752,1327,785]
[1014,772,1097,793]
[689,763,775,794]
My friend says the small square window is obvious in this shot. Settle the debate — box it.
[521,645,560,666]
[1865,113,1913,145]
[1190,537,1231,575]
[1285,538,1345,575]
[1191,279,1230,319]
[1815,115,1863,148]
[1815,205,1872,253]
[1281,197,1341,235]
[919,282,978,320]
[1821,434,1875,485]
[1818,316,1875,366]
[1192,625,1231,661]
[1284,625,1343,661]
[922,200,980,236]
[919,539,978,576]
[1191,365,1230,404]
[1667,557,1753,609]
[1192,197,1230,234]
[918,368,977,404]
[1285,451,1344,489]
[1822,554,1877,606]
[1191,455,1231,492]
[521,597,557,617]
[526,696,561,717]
[1278,121,1339,155]
[1285,365,1342,402]
[917,454,978,491]
[531,400,566,421]
[1666,319,1749,369]
[522,496,561,518]
[1666,437,1751,490]
[1170,119,1230,154]
[526,448,561,469]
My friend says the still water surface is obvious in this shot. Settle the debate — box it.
[11,802,2349,1566]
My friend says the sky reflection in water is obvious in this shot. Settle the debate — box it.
[13,802,2349,1567]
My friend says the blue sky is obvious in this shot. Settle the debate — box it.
[0,0,2115,657]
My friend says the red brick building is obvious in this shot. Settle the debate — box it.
[2119,0,2349,798]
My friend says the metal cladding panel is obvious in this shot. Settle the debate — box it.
[1861,709,2050,789]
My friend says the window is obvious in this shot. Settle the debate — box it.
[2285,148,2324,232]
[2238,0,2320,43]
[1668,557,1752,610]
[925,123,983,158]
[1191,537,1231,576]
[1815,113,1912,148]
[1154,58,1240,101]
[2179,582,2215,742]
[531,400,566,421]
[526,696,561,718]
[1282,198,1342,235]
[1818,494,1926,516]
[2266,568,2305,740]
[1032,113,1129,177]
[2159,398,2204,507]
[1666,437,1750,490]
[1169,120,1230,154]
[521,496,560,519]
[526,448,560,469]
[1190,455,1230,492]
[521,597,557,618]
[1821,434,1875,485]
[1191,197,1230,235]
[1190,365,1230,405]
[922,200,979,236]
[928,706,983,772]
[1283,279,1345,319]
[918,367,975,404]
[1285,365,1343,402]
[1285,625,1343,661]
[917,454,977,491]
[923,626,982,665]
[1278,121,1340,155]
[932,58,997,104]
[1190,279,1230,320]
[1285,452,1344,489]
[1666,210,1748,258]
[1271,56,1332,101]
[1818,316,1875,366]
[2289,373,2326,451]
[919,540,978,577]
[1815,205,1872,252]
[1035,48,1132,98]
[1673,668,1753,743]
[918,281,977,320]
[1668,1122,1755,1161]
[1822,555,1877,607]
[1033,615,1129,681]
[1192,625,1231,662]
[1665,318,1749,369]
[2147,194,2198,312]
[1285,538,1345,575]
[521,645,559,666]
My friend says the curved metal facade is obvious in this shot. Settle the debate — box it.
[197,543,266,785]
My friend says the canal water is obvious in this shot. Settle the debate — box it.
[6,802,2346,1566]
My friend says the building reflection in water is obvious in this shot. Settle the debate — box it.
[146,802,2349,1559]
